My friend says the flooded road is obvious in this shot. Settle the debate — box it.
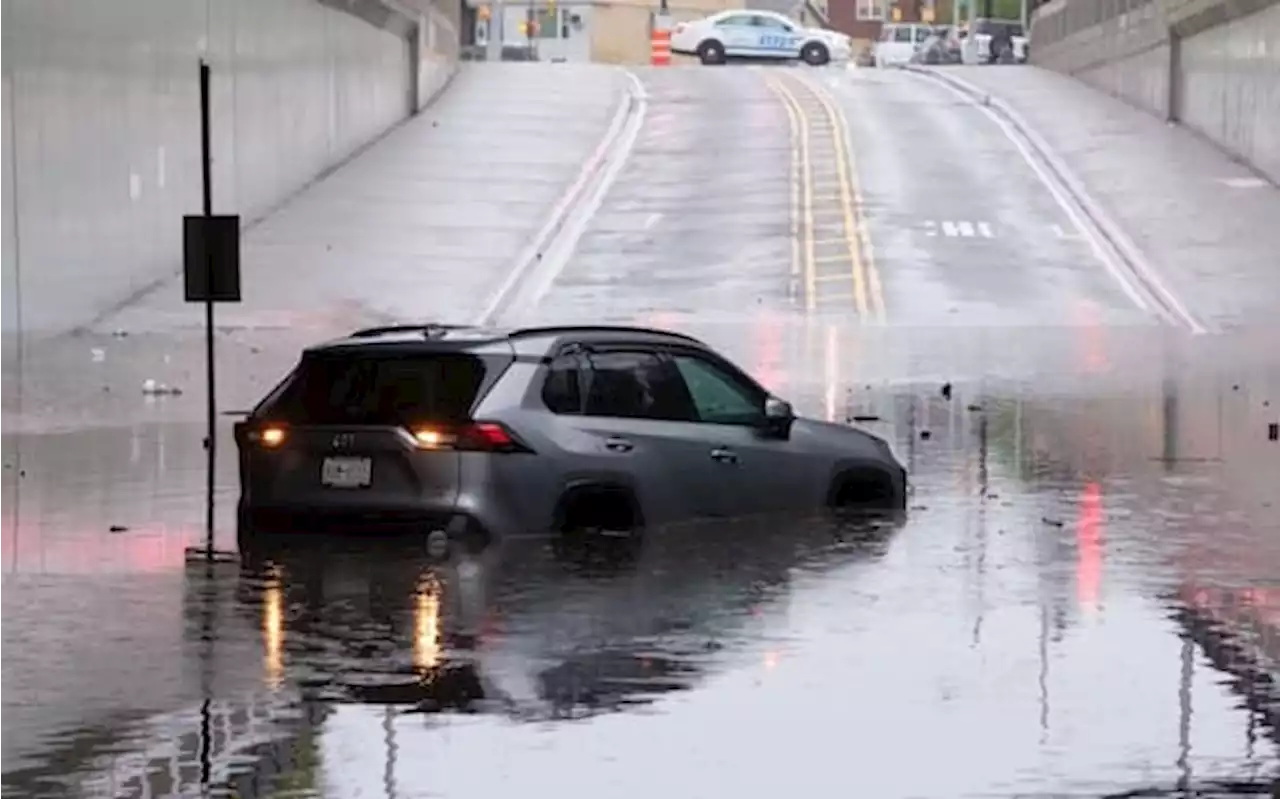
[4,65,1280,798]
[5,324,1279,798]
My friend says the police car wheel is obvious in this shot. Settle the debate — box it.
[698,40,725,65]
[801,42,830,66]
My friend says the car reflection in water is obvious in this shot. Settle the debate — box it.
[235,507,905,720]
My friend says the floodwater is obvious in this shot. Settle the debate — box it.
[3,322,1279,798]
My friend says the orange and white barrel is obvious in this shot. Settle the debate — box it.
[650,28,672,66]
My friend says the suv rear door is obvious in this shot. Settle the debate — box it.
[238,348,507,518]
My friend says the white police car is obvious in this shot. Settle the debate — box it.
[669,10,852,66]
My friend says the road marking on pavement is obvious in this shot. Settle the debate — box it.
[644,212,662,230]
[1218,176,1268,189]
[924,220,995,238]
[767,72,884,322]
[902,69,1205,333]
[765,76,810,308]
[475,71,649,325]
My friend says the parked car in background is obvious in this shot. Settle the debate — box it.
[961,18,1028,64]
[910,26,963,65]
[669,10,852,66]
[873,22,932,67]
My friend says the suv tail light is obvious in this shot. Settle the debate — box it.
[410,421,533,454]
[245,423,288,448]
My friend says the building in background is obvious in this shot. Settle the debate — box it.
[462,0,745,63]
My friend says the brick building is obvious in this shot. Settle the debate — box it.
[827,0,958,48]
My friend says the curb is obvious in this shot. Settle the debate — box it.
[474,70,646,327]
[899,65,1206,334]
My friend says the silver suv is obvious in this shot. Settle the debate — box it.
[235,324,907,555]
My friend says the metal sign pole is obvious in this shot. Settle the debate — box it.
[199,60,217,562]
[183,61,240,564]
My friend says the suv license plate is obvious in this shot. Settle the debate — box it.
[321,457,372,488]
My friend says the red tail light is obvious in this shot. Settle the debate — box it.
[410,421,532,453]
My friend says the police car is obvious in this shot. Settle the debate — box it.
[669,10,852,66]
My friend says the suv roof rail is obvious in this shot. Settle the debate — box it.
[508,324,703,343]
[347,323,476,339]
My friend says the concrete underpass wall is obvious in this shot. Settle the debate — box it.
[0,0,459,340]
[1029,0,1280,184]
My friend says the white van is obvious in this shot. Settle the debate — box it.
[874,23,932,67]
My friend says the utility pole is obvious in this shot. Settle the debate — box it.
[486,0,505,60]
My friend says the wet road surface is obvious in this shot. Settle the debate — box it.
[4,64,1280,797]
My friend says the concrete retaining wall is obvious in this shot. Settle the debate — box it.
[0,0,459,339]
[1029,0,1280,184]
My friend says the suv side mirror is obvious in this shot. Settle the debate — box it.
[760,396,795,440]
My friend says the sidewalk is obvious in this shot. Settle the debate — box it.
[940,66,1280,332]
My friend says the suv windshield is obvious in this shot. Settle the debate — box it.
[262,352,487,426]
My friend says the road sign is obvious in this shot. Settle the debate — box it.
[183,215,241,302]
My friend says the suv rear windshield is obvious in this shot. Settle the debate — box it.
[262,353,487,426]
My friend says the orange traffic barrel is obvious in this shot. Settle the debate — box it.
[651,29,671,66]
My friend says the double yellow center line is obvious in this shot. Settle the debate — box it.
[765,71,884,322]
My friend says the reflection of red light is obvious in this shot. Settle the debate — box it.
[5,522,200,575]
[1074,304,1109,374]
[1076,482,1103,609]
[753,311,784,394]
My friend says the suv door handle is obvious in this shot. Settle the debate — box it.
[710,447,738,464]
[604,437,634,453]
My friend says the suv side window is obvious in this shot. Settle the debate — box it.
[583,350,697,422]
[542,353,583,415]
[670,354,764,425]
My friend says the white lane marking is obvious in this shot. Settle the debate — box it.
[644,212,662,230]
[511,71,649,319]
[474,70,646,326]
[1219,176,1268,189]
[959,88,1152,312]
[928,220,994,238]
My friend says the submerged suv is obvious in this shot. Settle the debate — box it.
[235,324,907,555]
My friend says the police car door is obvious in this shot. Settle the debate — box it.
[712,12,759,57]
[750,13,802,59]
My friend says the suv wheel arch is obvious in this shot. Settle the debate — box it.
[554,481,645,539]
[826,465,902,511]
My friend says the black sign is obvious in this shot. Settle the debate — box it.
[183,214,242,303]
